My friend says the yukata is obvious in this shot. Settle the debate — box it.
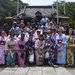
[56,34,67,64]
[66,35,74,65]
[26,40,35,65]
[32,32,39,42]
[15,39,26,67]
[51,33,58,63]
[24,32,30,42]
[44,39,55,65]
[17,32,29,43]
[35,39,45,65]
[0,36,7,64]
[5,39,16,65]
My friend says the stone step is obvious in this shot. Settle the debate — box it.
[0,67,73,75]
[55,67,72,75]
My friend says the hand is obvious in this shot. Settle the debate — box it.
[11,49,15,52]
[21,50,25,53]
[58,44,62,48]
[6,50,9,53]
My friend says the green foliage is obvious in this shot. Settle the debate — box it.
[68,19,75,28]
[53,2,75,19]
[0,0,28,19]
[53,2,75,27]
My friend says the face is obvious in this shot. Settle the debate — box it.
[47,47,50,51]
[58,30,62,35]
[69,30,72,35]
[29,36,33,40]
[37,31,40,35]
[14,23,17,27]
[39,36,43,40]
[1,31,5,37]
[10,36,14,40]
[21,34,25,40]
[48,33,52,37]
[30,26,33,30]
[53,30,56,34]
[27,22,30,26]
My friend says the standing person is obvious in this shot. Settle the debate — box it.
[40,14,49,26]
[51,29,58,64]
[5,34,16,66]
[67,29,74,66]
[56,28,67,65]
[3,23,10,35]
[10,21,20,36]
[0,31,7,65]
[15,33,26,67]
[44,39,55,66]
[31,16,39,28]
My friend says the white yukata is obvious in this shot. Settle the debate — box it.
[5,39,16,64]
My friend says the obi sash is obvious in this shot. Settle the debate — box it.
[8,45,15,48]
[0,41,5,45]
[58,39,62,44]
[19,45,24,49]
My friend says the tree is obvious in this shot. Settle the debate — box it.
[0,0,28,19]
[53,2,75,19]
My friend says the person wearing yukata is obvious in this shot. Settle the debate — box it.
[51,29,58,64]
[26,35,35,66]
[15,33,26,67]
[35,35,45,65]
[44,39,55,66]
[67,29,74,66]
[5,34,16,66]
[33,30,40,42]
[56,28,67,65]
[0,31,7,65]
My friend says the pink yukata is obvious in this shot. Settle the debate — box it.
[0,36,7,64]
[15,39,26,67]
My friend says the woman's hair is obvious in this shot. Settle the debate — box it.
[39,34,44,41]
[10,34,14,37]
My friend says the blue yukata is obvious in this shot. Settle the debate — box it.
[44,38,55,65]
[56,34,67,64]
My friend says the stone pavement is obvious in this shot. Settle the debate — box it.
[0,67,74,75]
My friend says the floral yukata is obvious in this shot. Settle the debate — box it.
[15,39,26,67]
[44,38,55,65]
[35,39,45,65]
[0,36,7,64]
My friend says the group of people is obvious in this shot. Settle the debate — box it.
[0,15,75,67]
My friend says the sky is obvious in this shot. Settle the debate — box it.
[21,0,75,5]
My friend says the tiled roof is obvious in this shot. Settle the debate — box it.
[20,6,57,17]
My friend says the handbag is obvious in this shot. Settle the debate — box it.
[29,54,34,63]
[45,52,50,59]
[39,55,44,62]
[6,54,15,64]
[20,53,24,58]
[58,50,62,56]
